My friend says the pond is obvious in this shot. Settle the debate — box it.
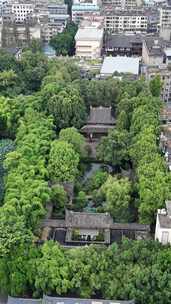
[82,162,113,183]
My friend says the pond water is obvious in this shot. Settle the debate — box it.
[82,162,113,183]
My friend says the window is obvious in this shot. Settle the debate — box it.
[161,231,169,244]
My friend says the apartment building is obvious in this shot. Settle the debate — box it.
[72,0,100,23]
[11,2,35,22]
[0,19,41,47]
[102,0,143,9]
[159,5,171,41]
[41,2,69,42]
[103,9,148,33]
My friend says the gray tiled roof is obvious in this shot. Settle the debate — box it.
[87,107,115,125]
[106,34,142,49]
[43,296,135,304]
[7,296,42,304]
[144,36,171,56]
[65,210,113,229]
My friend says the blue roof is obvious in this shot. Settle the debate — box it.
[72,4,99,11]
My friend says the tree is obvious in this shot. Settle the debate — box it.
[59,127,87,158]
[97,129,129,168]
[35,241,70,295]
[149,75,162,97]
[48,140,79,182]
[50,184,68,217]
[0,206,33,257]
[0,139,14,202]
[50,22,78,56]
[100,175,131,221]
[47,85,87,129]
[19,51,48,92]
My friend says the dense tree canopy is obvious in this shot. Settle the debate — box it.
[48,140,80,182]
[100,175,131,222]
[0,51,170,304]
[50,23,78,56]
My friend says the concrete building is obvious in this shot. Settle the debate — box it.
[72,4,100,23]
[100,56,140,78]
[155,201,171,244]
[103,7,158,33]
[11,2,35,23]
[0,19,41,47]
[142,36,171,65]
[143,64,171,102]
[159,5,171,41]
[104,33,143,56]
[102,0,143,9]
[41,2,69,42]
[75,26,103,58]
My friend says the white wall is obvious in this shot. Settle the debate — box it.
[155,213,171,244]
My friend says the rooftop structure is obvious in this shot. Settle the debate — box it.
[81,106,115,139]
[7,296,135,304]
[142,36,171,65]
[43,296,135,304]
[100,56,140,77]
[105,33,143,56]
[41,209,150,246]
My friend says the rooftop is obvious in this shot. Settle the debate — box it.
[164,48,171,57]
[105,34,143,50]
[43,296,135,304]
[66,209,113,229]
[75,27,103,41]
[88,106,115,125]
[144,36,171,56]
[100,56,139,75]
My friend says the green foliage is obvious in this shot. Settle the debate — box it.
[85,170,108,192]
[0,139,14,202]
[19,51,48,93]
[50,184,68,217]
[48,140,80,183]
[47,85,87,129]
[73,78,120,108]
[35,241,71,295]
[97,129,129,167]
[1,109,54,238]
[128,94,168,224]
[59,127,87,158]
[149,75,162,97]
[50,22,78,56]
[100,175,131,222]
[74,191,87,210]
